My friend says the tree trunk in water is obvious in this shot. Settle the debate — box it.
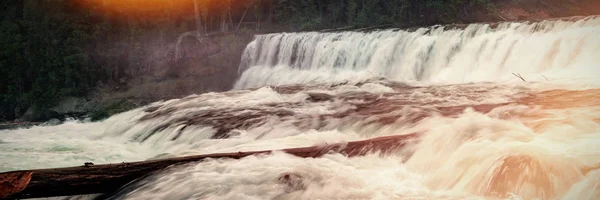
[0,122,41,129]
[0,134,417,199]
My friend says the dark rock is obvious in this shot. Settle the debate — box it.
[306,93,334,102]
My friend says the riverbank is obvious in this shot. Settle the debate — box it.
[6,0,600,125]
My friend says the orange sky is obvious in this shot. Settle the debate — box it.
[78,0,252,16]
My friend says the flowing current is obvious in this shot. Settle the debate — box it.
[2,17,600,200]
[236,16,600,88]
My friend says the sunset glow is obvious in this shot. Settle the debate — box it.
[78,0,252,19]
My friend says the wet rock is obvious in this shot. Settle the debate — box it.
[19,107,37,122]
[43,118,61,126]
[50,97,90,115]
[278,173,307,192]
[306,93,334,102]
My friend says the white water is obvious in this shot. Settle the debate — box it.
[2,17,600,200]
[236,16,600,89]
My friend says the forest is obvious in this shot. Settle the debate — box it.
[0,0,593,121]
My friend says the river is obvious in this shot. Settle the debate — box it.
[2,16,600,199]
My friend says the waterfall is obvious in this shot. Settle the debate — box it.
[2,17,600,200]
[235,16,600,89]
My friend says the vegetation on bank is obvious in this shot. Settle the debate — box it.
[1,1,99,121]
[89,100,138,122]
[0,0,593,122]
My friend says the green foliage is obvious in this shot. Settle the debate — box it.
[274,0,492,30]
[0,0,186,121]
[90,100,137,122]
[1,1,99,120]
[0,0,493,121]
[0,18,27,120]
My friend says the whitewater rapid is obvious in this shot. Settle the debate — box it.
[2,17,600,200]
[236,16,600,89]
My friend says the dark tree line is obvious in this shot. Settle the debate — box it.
[272,0,494,30]
[1,1,102,120]
[0,0,497,121]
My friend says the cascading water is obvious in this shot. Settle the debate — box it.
[235,16,600,89]
[2,17,600,200]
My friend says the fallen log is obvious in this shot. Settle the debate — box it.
[0,122,42,130]
[0,134,418,199]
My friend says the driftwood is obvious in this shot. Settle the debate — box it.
[0,134,417,199]
[0,122,41,130]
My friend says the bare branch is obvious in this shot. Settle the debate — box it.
[512,73,526,82]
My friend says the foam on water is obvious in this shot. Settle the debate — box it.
[0,120,153,172]
[112,105,600,200]
[2,17,600,200]
[235,16,600,89]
